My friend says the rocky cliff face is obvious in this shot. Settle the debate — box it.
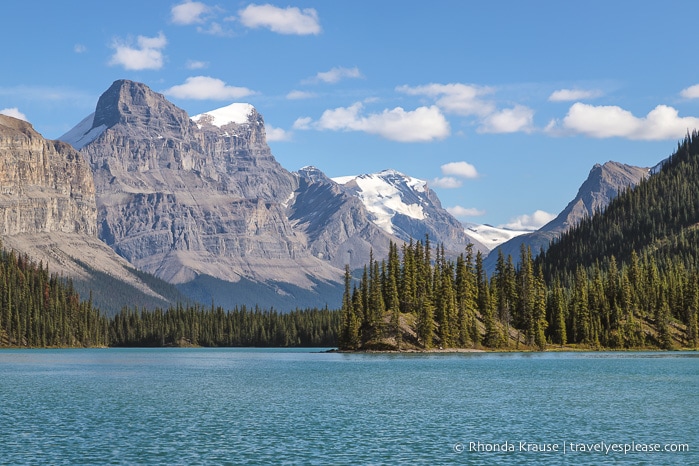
[0,114,174,314]
[67,80,341,298]
[0,115,96,236]
[484,161,649,272]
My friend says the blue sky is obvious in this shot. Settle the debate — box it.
[2,1,699,230]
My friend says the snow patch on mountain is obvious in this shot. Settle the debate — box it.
[191,103,255,128]
[332,169,427,235]
[59,112,107,150]
[463,222,529,250]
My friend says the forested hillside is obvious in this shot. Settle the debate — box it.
[0,245,108,347]
[0,242,339,348]
[339,134,699,351]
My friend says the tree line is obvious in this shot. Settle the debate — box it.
[339,237,698,351]
[0,245,339,348]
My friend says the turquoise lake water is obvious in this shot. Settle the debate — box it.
[0,348,696,465]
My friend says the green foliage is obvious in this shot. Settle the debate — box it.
[109,304,339,347]
[0,246,108,347]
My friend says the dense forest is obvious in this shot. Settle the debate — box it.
[0,244,339,348]
[109,305,338,347]
[0,247,109,347]
[339,133,699,351]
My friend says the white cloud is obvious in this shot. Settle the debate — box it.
[0,107,28,121]
[171,1,210,25]
[499,210,555,231]
[163,76,256,100]
[238,4,321,35]
[478,105,535,134]
[446,206,486,218]
[560,102,699,140]
[441,161,479,179]
[397,83,495,117]
[186,60,208,70]
[74,44,87,53]
[286,90,316,100]
[266,125,291,141]
[680,84,699,99]
[548,88,603,102]
[292,116,312,130]
[306,66,362,84]
[431,177,462,189]
[198,21,232,37]
[305,102,450,142]
[109,32,167,70]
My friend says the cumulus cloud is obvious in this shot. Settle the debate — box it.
[431,177,462,189]
[171,1,210,25]
[266,125,291,141]
[478,105,535,134]
[0,107,28,121]
[286,90,316,100]
[548,88,603,102]
[397,83,495,117]
[109,32,167,70]
[431,161,478,189]
[500,210,555,231]
[680,84,699,99]
[163,76,255,100]
[238,4,321,35]
[559,102,699,140]
[301,102,450,142]
[446,206,486,218]
[292,116,313,130]
[305,66,362,84]
[441,161,479,179]
[74,44,87,53]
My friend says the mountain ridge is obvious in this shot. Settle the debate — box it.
[484,160,649,273]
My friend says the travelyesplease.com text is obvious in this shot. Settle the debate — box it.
[453,440,690,455]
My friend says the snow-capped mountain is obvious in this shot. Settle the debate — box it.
[59,112,108,150]
[332,170,429,235]
[331,169,489,255]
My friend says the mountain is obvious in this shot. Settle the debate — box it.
[0,114,177,315]
[62,80,346,310]
[290,166,398,270]
[484,161,649,273]
[60,79,494,310]
[540,134,699,276]
[331,169,489,256]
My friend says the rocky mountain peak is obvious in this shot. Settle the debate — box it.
[297,166,334,184]
[484,160,649,273]
[93,79,193,134]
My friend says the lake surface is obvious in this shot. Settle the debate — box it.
[0,349,696,465]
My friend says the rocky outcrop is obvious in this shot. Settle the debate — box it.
[0,114,174,314]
